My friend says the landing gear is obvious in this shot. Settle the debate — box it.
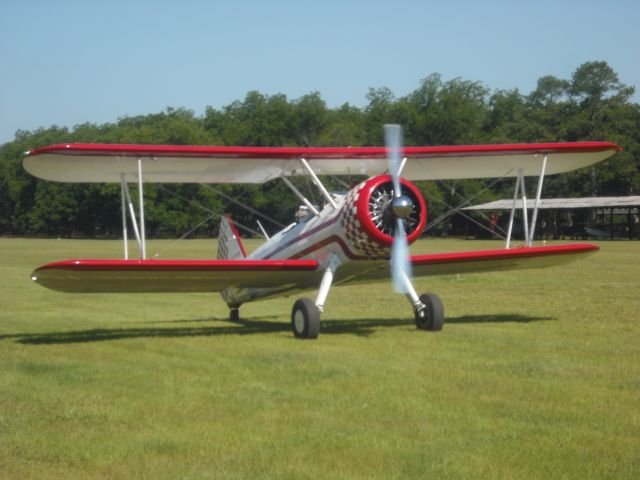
[291,298,321,339]
[395,268,445,332]
[290,254,339,340]
[229,307,240,322]
[414,293,444,331]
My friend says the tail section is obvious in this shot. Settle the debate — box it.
[217,215,247,260]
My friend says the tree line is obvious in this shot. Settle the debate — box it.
[0,60,638,238]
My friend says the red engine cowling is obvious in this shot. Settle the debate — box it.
[339,175,427,258]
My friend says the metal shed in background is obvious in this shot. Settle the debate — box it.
[463,196,640,240]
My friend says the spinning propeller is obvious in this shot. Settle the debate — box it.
[384,124,414,293]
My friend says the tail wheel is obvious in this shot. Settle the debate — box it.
[415,293,444,331]
[291,298,321,339]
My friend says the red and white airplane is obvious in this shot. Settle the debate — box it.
[24,126,620,339]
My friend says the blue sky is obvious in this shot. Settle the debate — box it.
[1,0,638,145]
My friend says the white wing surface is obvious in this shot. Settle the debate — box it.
[24,142,620,184]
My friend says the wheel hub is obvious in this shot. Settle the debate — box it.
[293,310,305,333]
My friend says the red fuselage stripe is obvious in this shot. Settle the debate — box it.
[288,235,371,261]
[263,214,342,260]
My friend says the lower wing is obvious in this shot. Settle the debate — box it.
[338,243,599,284]
[410,243,598,276]
[32,259,320,293]
[31,244,597,293]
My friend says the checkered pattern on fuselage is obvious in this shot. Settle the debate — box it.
[339,181,391,259]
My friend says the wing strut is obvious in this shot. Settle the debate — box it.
[505,154,548,248]
[119,159,147,260]
[137,158,147,259]
[300,158,337,209]
[529,154,548,247]
[505,171,522,249]
[281,176,320,216]
[281,158,338,216]
[120,174,128,259]
[121,176,143,254]
[521,174,530,245]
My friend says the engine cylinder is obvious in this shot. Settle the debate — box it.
[339,175,427,258]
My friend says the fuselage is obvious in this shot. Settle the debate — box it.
[221,175,427,306]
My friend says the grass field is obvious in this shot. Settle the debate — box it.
[1,237,638,479]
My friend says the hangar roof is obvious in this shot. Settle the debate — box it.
[463,196,640,210]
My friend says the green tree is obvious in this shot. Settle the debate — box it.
[317,103,366,146]
[292,92,327,146]
[485,88,528,143]
[403,74,489,146]
[1,61,637,238]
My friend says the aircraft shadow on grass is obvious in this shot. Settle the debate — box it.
[1,314,554,345]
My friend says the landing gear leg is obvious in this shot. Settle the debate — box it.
[398,271,445,331]
[291,254,340,340]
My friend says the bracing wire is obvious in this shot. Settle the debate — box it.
[151,212,220,259]
[330,176,351,190]
[201,184,286,229]
[302,174,319,206]
[152,183,261,237]
[423,173,512,237]
[426,195,508,240]
[437,177,511,237]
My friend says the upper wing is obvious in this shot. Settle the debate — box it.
[338,244,599,284]
[24,142,620,183]
[32,258,320,293]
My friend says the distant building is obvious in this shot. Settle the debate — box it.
[462,197,640,240]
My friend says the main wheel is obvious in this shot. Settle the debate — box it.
[415,293,444,331]
[229,308,240,322]
[291,298,321,339]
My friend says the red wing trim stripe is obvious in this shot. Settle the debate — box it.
[411,244,598,266]
[35,259,319,272]
[27,142,622,159]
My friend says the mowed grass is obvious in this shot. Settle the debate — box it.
[1,237,638,479]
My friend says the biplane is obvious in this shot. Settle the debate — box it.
[23,126,620,339]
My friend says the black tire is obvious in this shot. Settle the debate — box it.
[291,298,321,339]
[229,308,240,322]
[415,293,444,331]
